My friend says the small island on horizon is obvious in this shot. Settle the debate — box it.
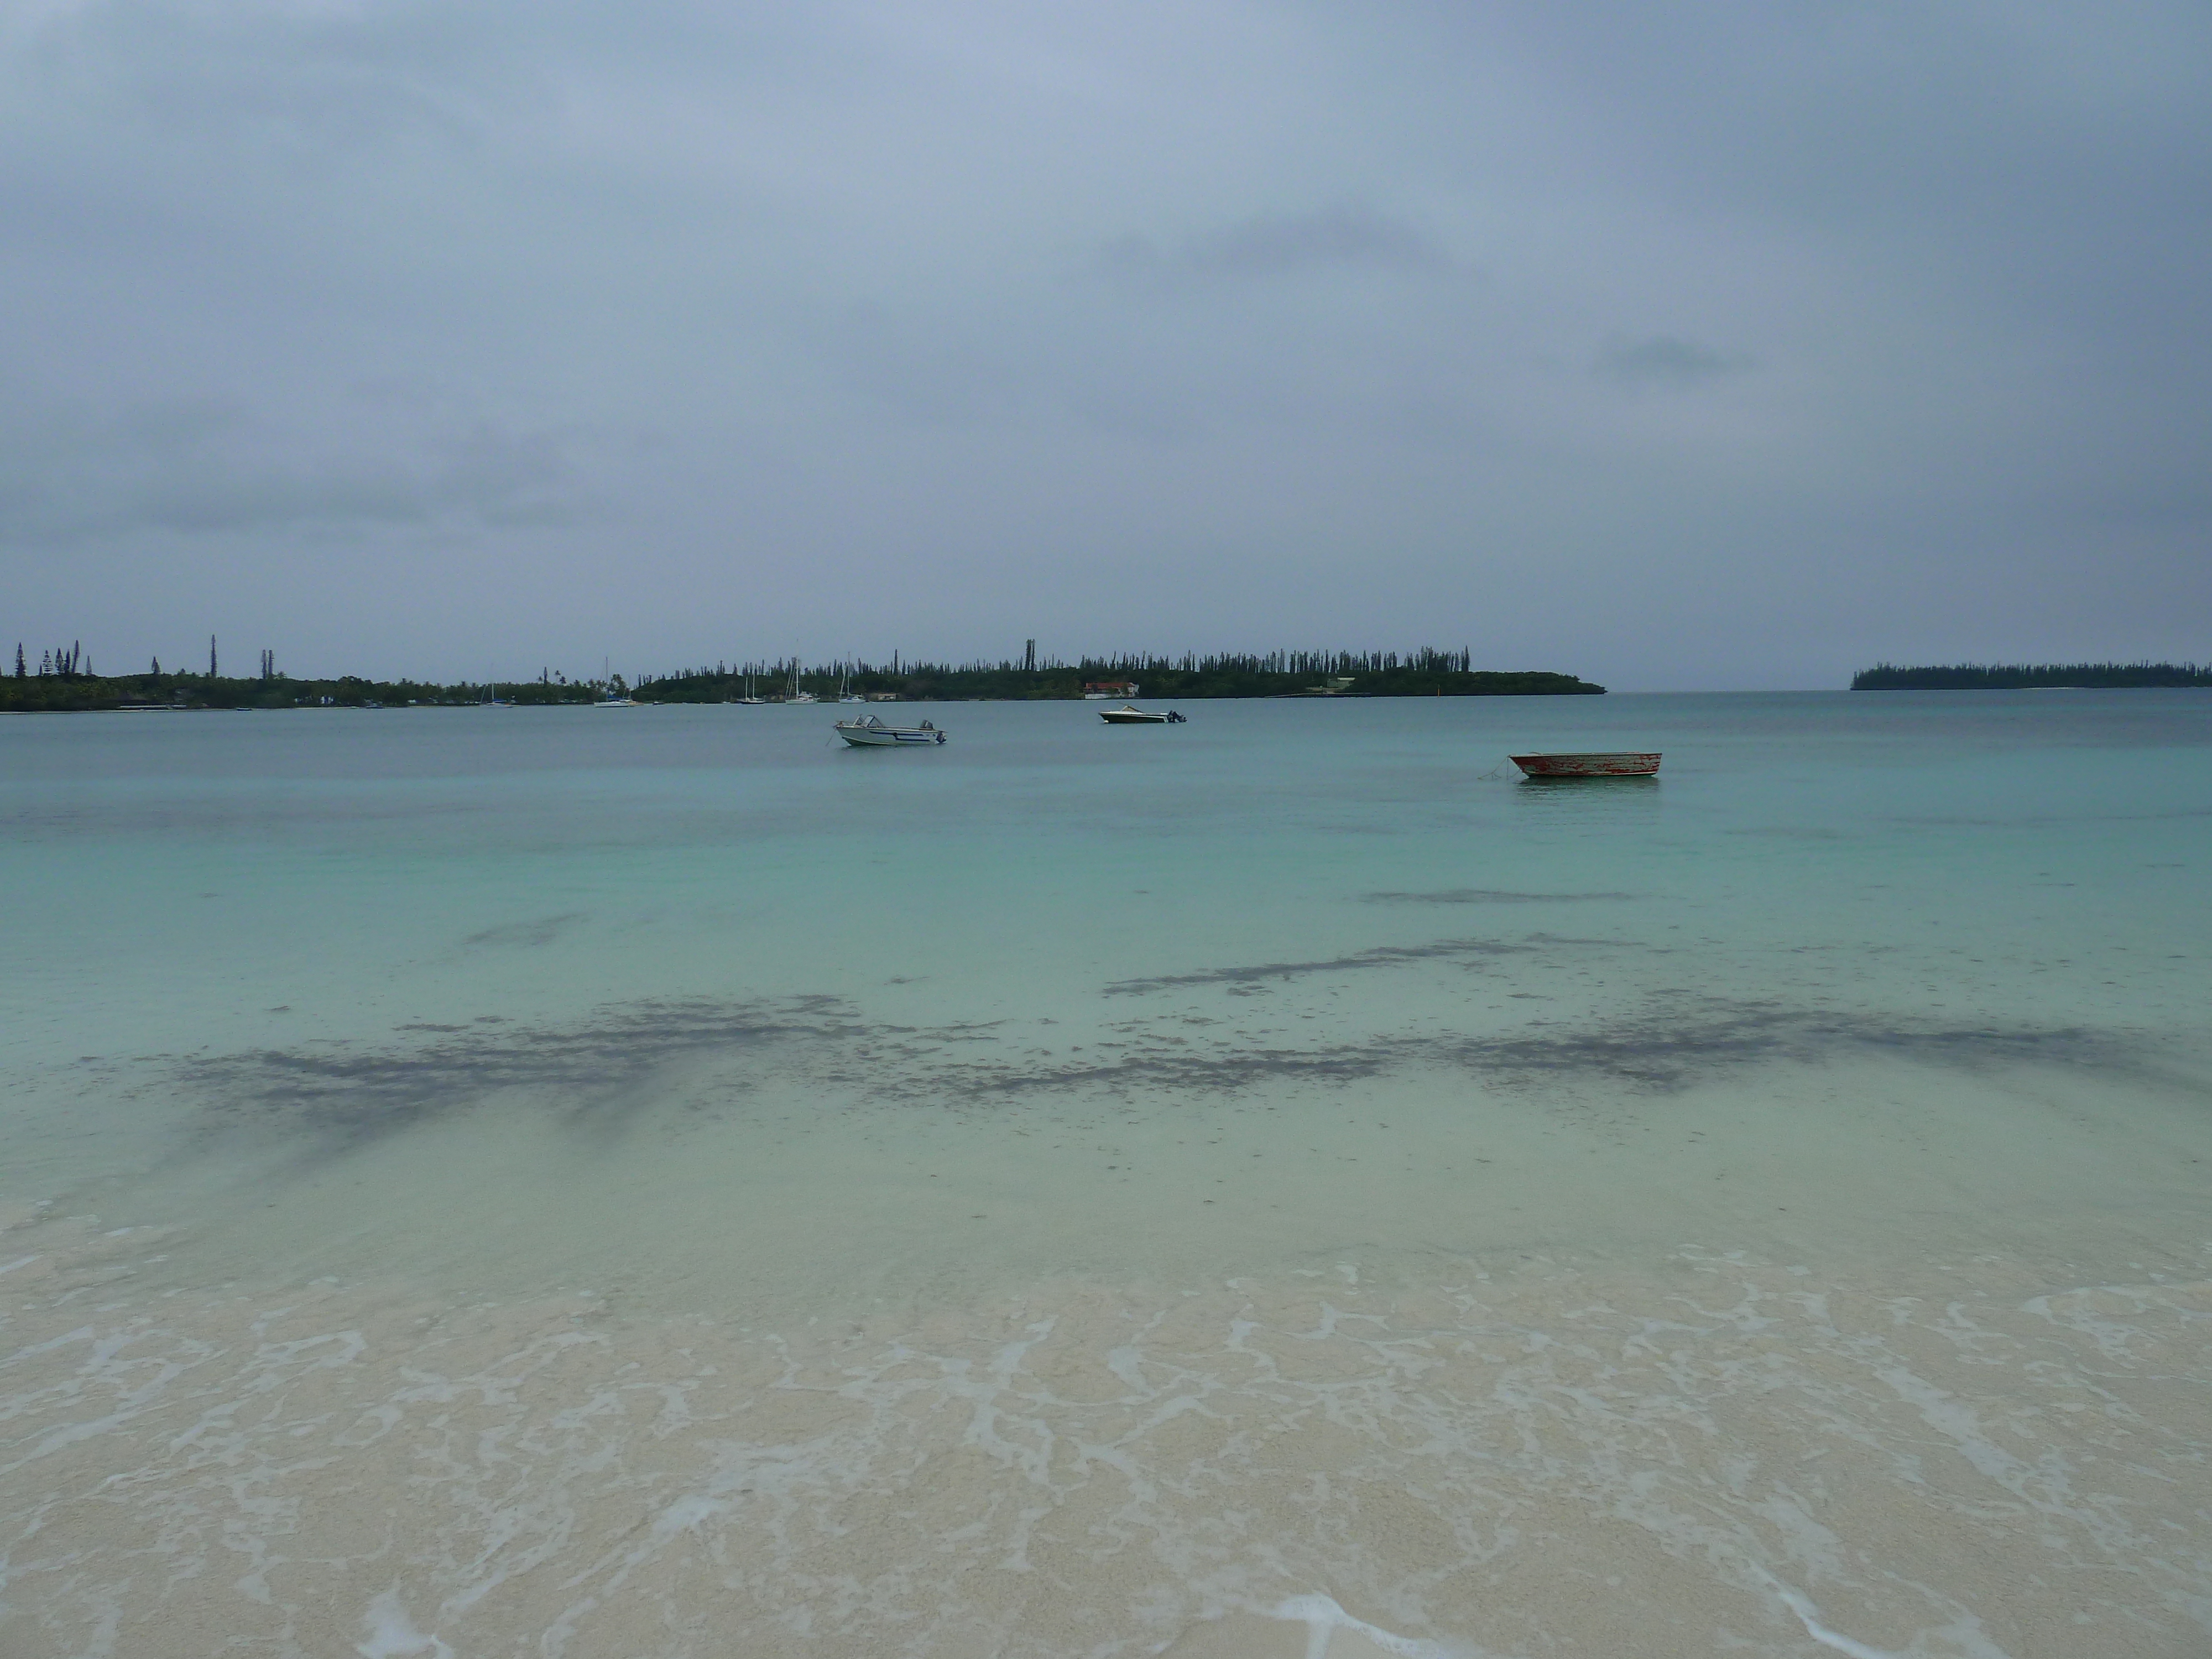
[1851,661,2211,691]
[1,644,1605,713]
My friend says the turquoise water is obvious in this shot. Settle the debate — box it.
[3,694,2209,1657]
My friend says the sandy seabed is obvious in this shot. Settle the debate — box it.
[3,1209,2208,1659]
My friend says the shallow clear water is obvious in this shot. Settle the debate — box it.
[3,693,2209,1657]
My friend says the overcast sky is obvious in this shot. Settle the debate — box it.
[4,1,2208,688]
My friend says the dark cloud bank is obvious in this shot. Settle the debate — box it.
[6,2,2209,686]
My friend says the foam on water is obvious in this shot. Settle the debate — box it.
[4,1213,2209,1655]
[2,693,2210,1654]
[355,1592,453,1658]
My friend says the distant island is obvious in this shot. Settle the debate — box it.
[1851,662,2211,691]
[1,645,1604,712]
[638,651,1603,704]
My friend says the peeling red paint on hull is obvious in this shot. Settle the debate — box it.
[1509,752,1662,778]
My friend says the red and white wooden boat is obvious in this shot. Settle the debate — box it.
[1509,752,1661,778]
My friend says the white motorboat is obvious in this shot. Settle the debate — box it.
[834,715,946,747]
[1098,704,1186,724]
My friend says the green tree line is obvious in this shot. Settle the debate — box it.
[635,649,1601,702]
[0,658,613,712]
[2,644,1602,713]
[1851,661,2211,690]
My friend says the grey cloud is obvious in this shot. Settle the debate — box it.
[1096,204,1460,293]
[1594,335,1755,388]
[0,409,591,545]
[810,301,1026,429]
[3,1,2209,684]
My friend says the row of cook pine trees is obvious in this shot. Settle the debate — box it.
[2,642,1603,711]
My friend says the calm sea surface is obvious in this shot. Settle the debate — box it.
[3,693,2209,1657]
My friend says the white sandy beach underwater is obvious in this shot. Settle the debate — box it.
[3,692,2209,1657]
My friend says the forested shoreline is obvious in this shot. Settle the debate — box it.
[1851,662,2210,690]
[1,647,1603,712]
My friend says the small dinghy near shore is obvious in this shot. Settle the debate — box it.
[1099,705,1186,724]
[1510,752,1661,778]
[834,715,946,747]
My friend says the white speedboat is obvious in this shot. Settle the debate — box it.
[1098,704,1185,724]
[834,715,946,747]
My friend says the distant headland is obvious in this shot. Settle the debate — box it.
[2,643,1604,712]
[1851,662,2211,691]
